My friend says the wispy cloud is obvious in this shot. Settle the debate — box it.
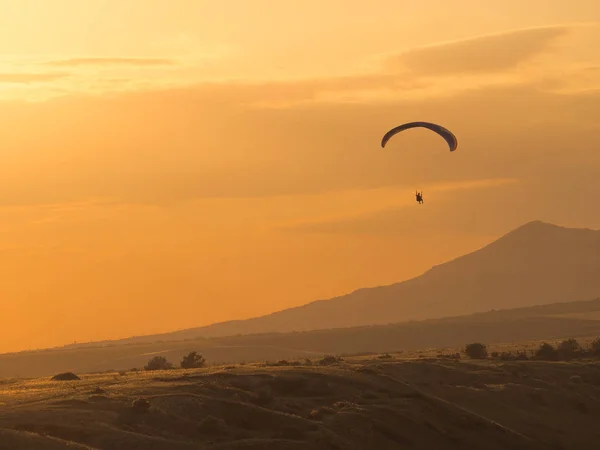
[277,178,520,234]
[0,57,598,208]
[384,25,572,76]
[540,65,600,94]
[0,72,69,84]
[217,24,583,108]
[6,24,592,105]
[44,57,177,67]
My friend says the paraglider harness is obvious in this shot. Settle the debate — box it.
[415,190,424,204]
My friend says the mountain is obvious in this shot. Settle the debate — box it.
[59,220,600,349]
[136,220,598,341]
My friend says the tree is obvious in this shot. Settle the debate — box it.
[180,351,206,369]
[591,337,600,356]
[534,342,559,361]
[465,342,488,359]
[557,339,580,360]
[144,356,173,371]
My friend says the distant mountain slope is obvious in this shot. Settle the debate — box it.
[154,220,600,340]
[56,221,600,349]
[4,297,600,378]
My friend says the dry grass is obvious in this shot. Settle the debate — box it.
[2,351,600,449]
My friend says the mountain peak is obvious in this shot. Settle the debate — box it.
[517,220,554,229]
[507,220,576,236]
[496,220,598,243]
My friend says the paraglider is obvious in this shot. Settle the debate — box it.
[380,121,457,204]
[381,121,458,151]
[415,190,423,204]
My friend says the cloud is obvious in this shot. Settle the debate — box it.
[186,25,582,108]
[277,178,521,235]
[193,73,428,107]
[540,65,600,93]
[385,25,572,76]
[44,57,177,67]
[0,70,598,207]
[0,72,69,84]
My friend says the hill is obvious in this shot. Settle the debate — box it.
[1,357,600,449]
[138,220,600,341]
[3,297,600,378]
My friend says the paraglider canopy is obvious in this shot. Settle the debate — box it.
[381,121,458,152]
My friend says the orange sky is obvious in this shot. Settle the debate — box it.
[1,1,599,353]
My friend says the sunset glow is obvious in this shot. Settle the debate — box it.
[1,0,599,353]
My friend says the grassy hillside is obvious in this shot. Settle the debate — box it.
[2,355,600,449]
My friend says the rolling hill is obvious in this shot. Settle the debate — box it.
[3,358,600,449]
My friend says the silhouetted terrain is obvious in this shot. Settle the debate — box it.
[3,297,600,378]
[2,356,600,449]
[2,220,600,379]
[79,220,600,345]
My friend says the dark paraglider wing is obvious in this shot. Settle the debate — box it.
[380,121,458,151]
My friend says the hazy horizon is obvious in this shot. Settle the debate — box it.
[2,1,600,353]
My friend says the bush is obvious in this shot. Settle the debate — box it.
[144,356,173,371]
[591,337,600,356]
[317,355,344,366]
[465,343,488,359]
[534,342,558,361]
[557,339,581,361]
[180,351,206,369]
[51,372,81,381]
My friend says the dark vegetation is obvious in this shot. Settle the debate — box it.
[465,343,488,359]
[464,337,600,362]
[51,372,81,381]
[132,337,600,375]
[51,337,600,381]
[180,351,206,369]
[143,351,206,371]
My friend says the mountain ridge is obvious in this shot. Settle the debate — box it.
[73,220,599,347]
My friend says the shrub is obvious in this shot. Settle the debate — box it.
[51,372,81,381]
[557,339,581,361]
[144,356,173,371]
[534,342,559,361]
[591,337,600,356]
[317,355,344,366]
[465,343,488,359]
[180,351,206,369]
